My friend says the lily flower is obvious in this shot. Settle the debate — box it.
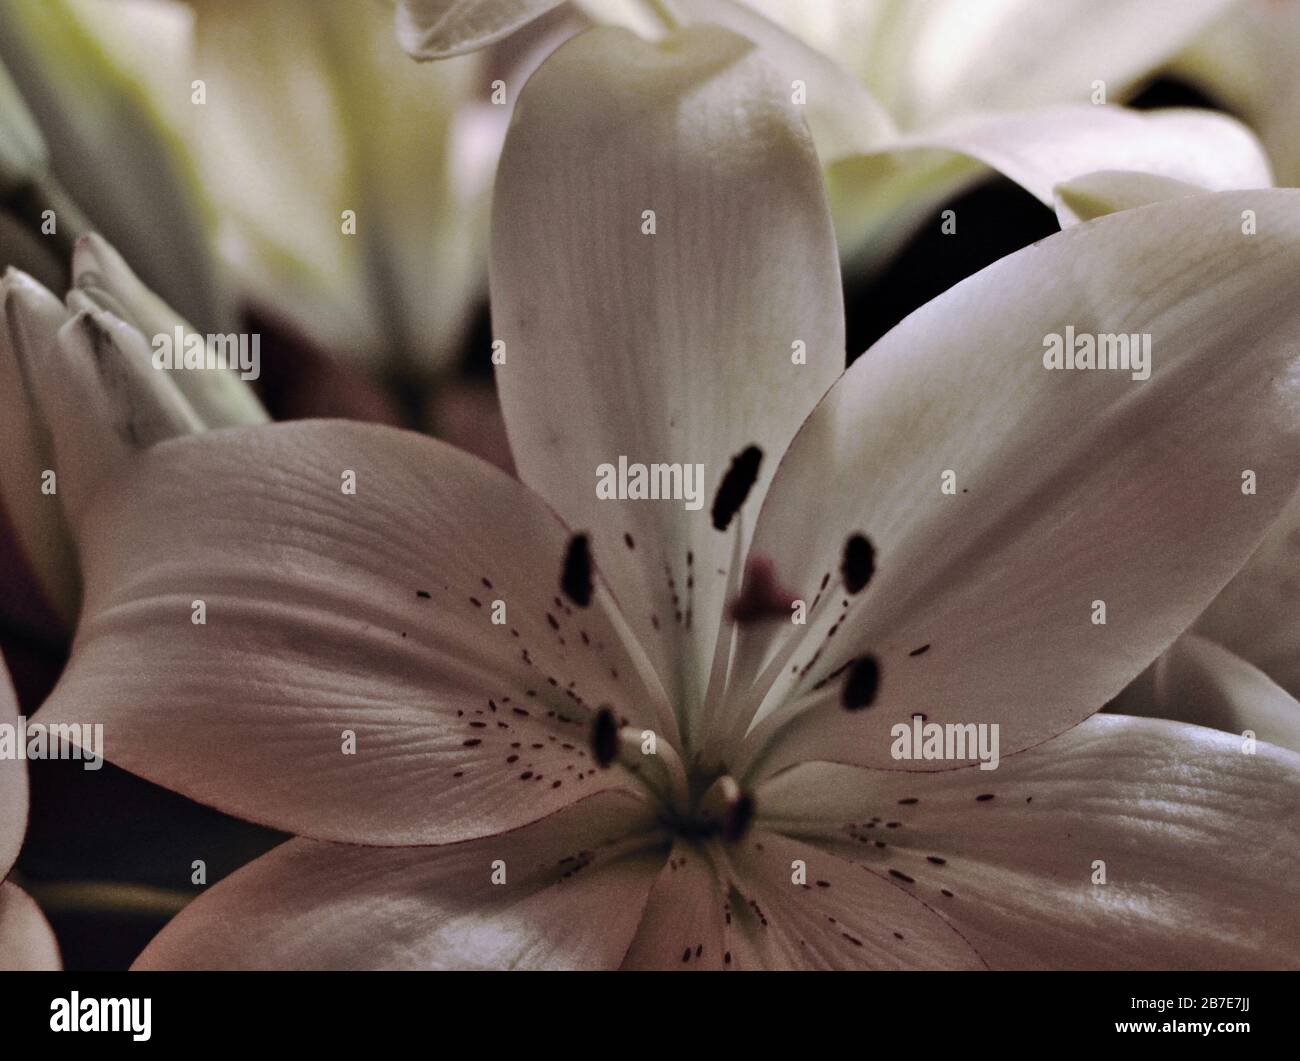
[173,0,491,377]
[396,0,1274,267]
[1171,0,1300,185]
[30,25,1300,969]
[0,0,224,329]
[0,657,61,970]
[0,234,268,623]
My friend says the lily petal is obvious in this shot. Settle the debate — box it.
[758,714,1300,969]
[621,840,729,969]
[70,233,269,429]
[1193,486,1300,697]
[44,308,203,528]
[0,882,60,971]
[735,190,1300,778]
[1054,169,1203,226]
[710,829,984,969]
[37,420,670,845]
[397,0,566,59]
[1172,0,1300,185]
[1114,634,1300,755]
[0,269,79,620]
[133,790,663,970]
[491,24,843,709]
[818,0,1238,130]
[0,657,27,879]
[0,0,224,329]
[828,105,1271,261]
[191,0,483,372]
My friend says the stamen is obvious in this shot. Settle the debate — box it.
[591,707,619,766]
[561,533,593,607]
[840,533,875,594]
[699,775,756,843]
[710,445,762,531]
[841,655,880,711]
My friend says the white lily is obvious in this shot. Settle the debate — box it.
[0,0,224,329]
[1171,0,1300,185]
[0,234,268,622]
[29,26,1300,969]
[397,0,1274,267]
[0,657,61,970]
[171,0,490,376]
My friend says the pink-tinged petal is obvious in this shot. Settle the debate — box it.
[1114,634,1300,755]
[621,841,728,969]
[1193,487,1300,698]
[0,882,60,971]
[758,715,1300,969]
[38,420,671,845]
[733,190,1300,778]
[134,790,663,970]
[711,830,984,969]
[0,658,26,878]
[396,0,566,59]
[491,25,843,710]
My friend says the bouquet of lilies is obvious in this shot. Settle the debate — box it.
[0,0,1296,972]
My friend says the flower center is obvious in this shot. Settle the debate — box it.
[589,705,755,842]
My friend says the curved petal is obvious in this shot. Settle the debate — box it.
[133,790,663,970]
[396,0,566,59]
[671,0,896,159]
[37,420,672,845]
[1172,1,1300,185]
[0,268,79,620]
[1114,634,1300,755]
[191,0,483,372]
[621,840,728,969]
[491,24,843,709]
[758,714,1300,969]
[898,105,1272,209]
[828,0,1238,129]
[1054,170,1203,226]
[0,0,224,329]
[70,233,268,428]
[734,190,1300,778]
[0,882,60,971]
[0,658,26,879]
[714,829,983,969]
[827,105,1271,264]
[0,54,46,192]
[1193,486,1300,697]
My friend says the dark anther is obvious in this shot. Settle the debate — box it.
[711,445,763,531]
[841,533,875,594]
[841,655,880,711]
[591,707,619,767]
[561,533,593,607]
